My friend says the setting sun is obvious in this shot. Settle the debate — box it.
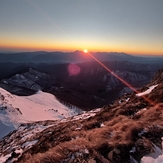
[84,49,88,53]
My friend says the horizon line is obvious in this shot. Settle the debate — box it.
[0,50,163,57]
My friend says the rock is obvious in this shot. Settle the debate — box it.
[108,150,113,161]
[113,148,121,154]
[88,158,96,163]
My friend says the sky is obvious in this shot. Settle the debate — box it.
[0,0,163,55]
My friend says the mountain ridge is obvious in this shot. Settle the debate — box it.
[0,68,163,163]
[0,61,160,110]
[0,51,163,64]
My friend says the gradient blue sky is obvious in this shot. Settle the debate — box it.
[0,0,163,55]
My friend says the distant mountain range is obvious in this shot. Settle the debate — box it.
[0,51,163,64]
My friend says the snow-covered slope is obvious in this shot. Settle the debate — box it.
[0,88,82,138]
[0,108,101,163]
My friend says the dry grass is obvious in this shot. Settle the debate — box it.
[137,104,163,125]
[148,84,163,103]
[3,70,163,163]
[17,101,163,163]
[20,138,89,163]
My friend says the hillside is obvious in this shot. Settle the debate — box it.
[0,89,81,139]
[0,69,163,162]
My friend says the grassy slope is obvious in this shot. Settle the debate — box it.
[1,69,163,163]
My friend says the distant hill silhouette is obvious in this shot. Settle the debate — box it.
[0,51,163,64]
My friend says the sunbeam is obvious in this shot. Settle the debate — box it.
[85,51,156,106]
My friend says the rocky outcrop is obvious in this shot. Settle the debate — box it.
[0,68,55,96]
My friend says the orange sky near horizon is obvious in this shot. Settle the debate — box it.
[0,42,163,56]
[0,1,163,56]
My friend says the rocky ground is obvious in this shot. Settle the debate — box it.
[0,69,163,163]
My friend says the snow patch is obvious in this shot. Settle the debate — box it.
[126,98,130,102]
[61,108,101,122]
[100,123,105,127]
[141,137,163,163]
[0,153,11,163]
[136,84,158,97]
[130,147,136,153]
[19,124,54,141]
[138,129,147,137]
[22,140,38,148]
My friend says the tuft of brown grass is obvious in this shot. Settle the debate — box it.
[19,138,89,163]
[138,104,163,126]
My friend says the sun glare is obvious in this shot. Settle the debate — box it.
[84,49,88,53]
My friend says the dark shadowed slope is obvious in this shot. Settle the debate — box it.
[0,61,161,110]
[0,121,15,140]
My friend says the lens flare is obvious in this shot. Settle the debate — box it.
[85,51,156,106]
[68,63,81,76]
